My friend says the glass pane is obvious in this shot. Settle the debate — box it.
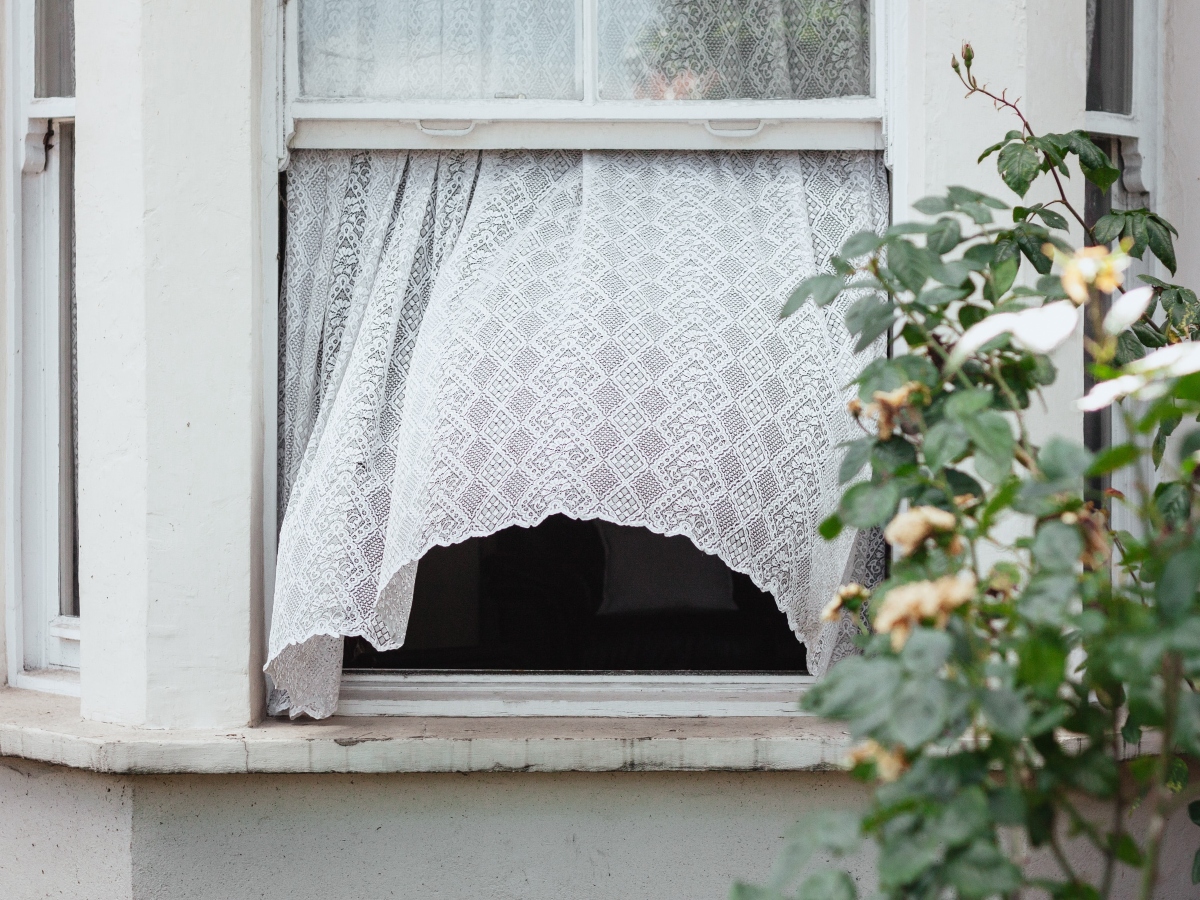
[298,0,580,100]
[1086,0,1132,114]
[35,0,75,98]
[599,0,871,100]
[56,121,79,616]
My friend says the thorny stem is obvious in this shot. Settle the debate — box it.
[955,71,1096,244]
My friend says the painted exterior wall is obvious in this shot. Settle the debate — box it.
[2,1,1200,899]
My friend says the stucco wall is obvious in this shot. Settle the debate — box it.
[0,758,132,900]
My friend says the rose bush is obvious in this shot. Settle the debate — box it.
[735,49,1200,900]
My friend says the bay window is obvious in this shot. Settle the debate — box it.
[267,0,891,719]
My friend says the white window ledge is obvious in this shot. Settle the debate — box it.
[0,686,854,775]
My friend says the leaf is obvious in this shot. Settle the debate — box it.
[927,217,962,254]
[840,481,901,529]
[1193,848,1200,886]
[944,840,1022,900]
[1019,574,1078,627]
[1092,213,1125,246]
[923,421,970,471]
[872,438,919,475]
[842,230,884,259]
[920,284,973,308]
[1188,799,1200,826]
[982,688,1031,741]
[1132,321,1167,349]
[1146,216,1177,274]
[1017,634,1068,696]
[935,787,990,847]
[997,141,1042,197]
[888,678,948,748]
[1087,442,1141,476]
[1068,131,1121,192]
[1154,481,1190,528]
[1156,546,1200,623]
[839,438,874,485]
[984,255,1020,301]
[819,514,844,541]
[1034,207,1069,231]
[797,870,856,900]
[1038,437,1093,483]
[1032,521,1084,573]
[845,295,898,352]
[900,628,952,676]
[1167,756,1189,793]
[946,388,993,419]
[730,883,781,900]
[1114,330,1147,366]
[1113,834,1144,867]
[888,240,936,294]
[783,274,844,317]
[962,411,1015,473]
[913,195,954,215]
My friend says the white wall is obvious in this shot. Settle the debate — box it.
[1162,0,1200,290]
[0,758,133,900]
[74,0,266,728]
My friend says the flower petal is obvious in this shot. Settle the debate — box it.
[1076,374,1146,411]
[1103,286,1155,336]
[1010,301,1080,354]
[947,313,1018,369]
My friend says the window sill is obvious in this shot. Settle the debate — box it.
[0,685,853,775]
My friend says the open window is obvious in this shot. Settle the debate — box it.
[6,0,78,692]
[268,0,890,719]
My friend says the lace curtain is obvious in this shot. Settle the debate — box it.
[297,0,870,102]
[269,148,888,719]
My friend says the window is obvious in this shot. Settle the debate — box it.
[268,0,890,718]
[6,0,78,693]
[1083,0,1160,537]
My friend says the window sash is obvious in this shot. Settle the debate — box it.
[282,0,885,151]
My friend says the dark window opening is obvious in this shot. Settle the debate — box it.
[344,515,808,673]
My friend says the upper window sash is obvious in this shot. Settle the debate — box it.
[282,0,885,151]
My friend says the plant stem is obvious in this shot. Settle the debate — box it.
[1138,651,1182,900]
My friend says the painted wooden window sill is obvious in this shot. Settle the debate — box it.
[0,686,854,775]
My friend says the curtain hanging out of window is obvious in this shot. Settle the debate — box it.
[268,148,888,718]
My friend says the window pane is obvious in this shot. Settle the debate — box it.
[298,0,580,100]
[35,0,74,98]
[1086,0,1132,114]
[598,0,871,100]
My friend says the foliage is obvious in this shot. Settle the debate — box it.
[735,48,1200,900]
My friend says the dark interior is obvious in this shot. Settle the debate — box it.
[344,515,807,673]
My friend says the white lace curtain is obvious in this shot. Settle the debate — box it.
[269,148,888,719]
[297,0,871,101]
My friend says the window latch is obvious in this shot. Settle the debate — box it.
[416,120,477,138]
[703,120,765,139]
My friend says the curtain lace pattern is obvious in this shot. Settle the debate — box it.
[269,148,888,719]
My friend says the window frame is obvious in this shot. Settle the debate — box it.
[4,0,78,695]
[282,0,887,153]
[266,0,900,717]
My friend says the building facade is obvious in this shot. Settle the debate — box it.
[2,1,1200,897]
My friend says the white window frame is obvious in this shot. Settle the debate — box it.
[1087,0,1163,541]
[3,0,79,696]
[281,0,887,153]
[266,0,901,716]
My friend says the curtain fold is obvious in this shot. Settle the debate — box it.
[269,148,888,719]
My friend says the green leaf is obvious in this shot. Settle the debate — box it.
[997,141,1042,197]
[900,628,952,676]
[1113,834,1144,867]
[1146,216,1178,274]
[920,284,973,308]
[924,421,970,471]
[797,870,856,900]
[840,481,901,529]
[946,388,993,419]
[1034,207,1069,231]
[839,438,874,485]
[913,195,954,215]
[842,230,884,259]
[845,295,898,352]
[730,883,781,900]
[1156,546,1200,623]
[1192,848,1200,886]
[872,438,918,475]
[1115,329,1147,367]
[1032,521,1084,573]
[1188,799,1200,826]
[1132,321,1167,348]
[1017,634,1068,696]
[888,240,936,294]
[819,514,844,541]
[1038,436,1093,483]
[984,255,1020,301]
[1087,443,1140,476]
[982,688,1031,741]
[1019,574,1078,626]
[783,274,845,317]
[1167,756,1190,793]
[1068,131,1121,192]
[888,678,948,748]
[944,840,1022,900]
[1154,481,1190,528]
[963,411,1015,474]
[1092,213,1125,246]
[935,787,990,847]
[926,217,962,254]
